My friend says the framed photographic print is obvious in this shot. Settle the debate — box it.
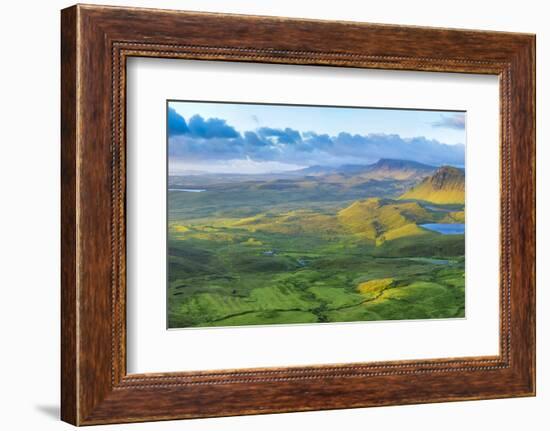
[61,4,536,425]
[164,100,467,330]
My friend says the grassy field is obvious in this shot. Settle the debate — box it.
[167,178,465,328]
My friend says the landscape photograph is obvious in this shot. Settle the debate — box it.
[166,101,466,329]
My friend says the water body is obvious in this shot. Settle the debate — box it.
[420,223,465,235]
[168,188,206,193]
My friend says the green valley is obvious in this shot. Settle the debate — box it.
[167,159,466,328]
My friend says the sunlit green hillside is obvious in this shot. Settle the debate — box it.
[399,166,465,204]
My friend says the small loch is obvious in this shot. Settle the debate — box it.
[420,223,465,235]
[168,188,206,193]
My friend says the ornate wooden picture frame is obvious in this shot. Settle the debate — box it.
[61,4,535,425]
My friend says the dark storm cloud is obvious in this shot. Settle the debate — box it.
[168,112,465,167]
[431,113,466,130]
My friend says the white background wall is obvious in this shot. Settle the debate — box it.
[0,0,546,429]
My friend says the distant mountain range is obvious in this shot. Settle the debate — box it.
[293,158,436,181]
[399,166,465,204]
[169,159,465,206]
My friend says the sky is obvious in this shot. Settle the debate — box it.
[168,101,466,175]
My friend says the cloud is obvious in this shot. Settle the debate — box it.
[167,108,189,136]
[168,111,239,139]
[257,127,301,144]
[168,113,465,171]
[187,115,240,139]
[431,113,465,130]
